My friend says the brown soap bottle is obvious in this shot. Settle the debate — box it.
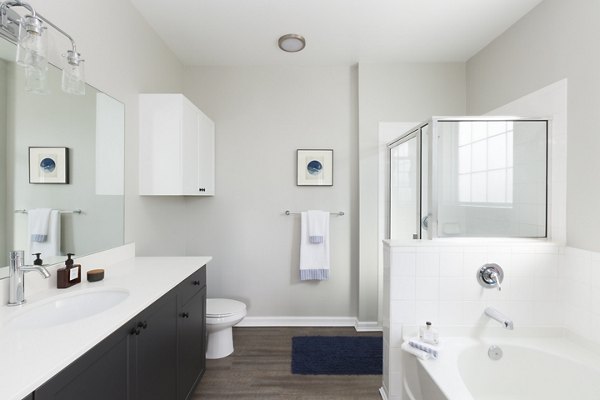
[57,253,82,288]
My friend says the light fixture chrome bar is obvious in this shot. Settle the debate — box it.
[0,0,81,61]
[15,208,82,214]
[284,210,344,216]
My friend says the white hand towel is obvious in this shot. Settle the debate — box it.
[307,210,329,244]
[299,211,330,280]
[30,209,61,261]
[28,208,52,242]
[407,338,440,359]
[401,342,433,361]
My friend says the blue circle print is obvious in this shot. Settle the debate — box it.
[307,160,323,176]
[40,157,56,173]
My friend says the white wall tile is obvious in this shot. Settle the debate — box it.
[391,253,416,277]
[390,275,415,300]
[415,301,440,325]
[439,278,464,301]
[390,300,416,324]
[415,278,440,301]
[416,253,440,277]
[439,252,464,277]
[439,302,465,325]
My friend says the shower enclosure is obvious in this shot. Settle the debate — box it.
[388,117,548,240]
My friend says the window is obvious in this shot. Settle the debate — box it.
[457,121,513,205]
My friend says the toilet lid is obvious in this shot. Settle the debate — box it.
[206,298,246,318]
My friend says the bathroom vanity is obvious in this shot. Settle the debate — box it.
[0,253,210,400]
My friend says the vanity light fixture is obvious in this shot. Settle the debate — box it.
[0,0,85,95]
[278,34,306,53]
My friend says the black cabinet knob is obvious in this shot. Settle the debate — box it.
[130,327,141,336]
[181,312,190,319]
[192,280,201,286]
[138,321,148,330]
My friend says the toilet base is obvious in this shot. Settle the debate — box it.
[206,326,234,359]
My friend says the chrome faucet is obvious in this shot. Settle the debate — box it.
[484,307,514,330]
[8,250,51,306]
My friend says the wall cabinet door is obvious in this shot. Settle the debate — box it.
[34,323,132,400]
[178,286,207,400]
[139,94,215,196]
[132,293,178,400]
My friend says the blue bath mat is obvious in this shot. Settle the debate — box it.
[291,336,382,375]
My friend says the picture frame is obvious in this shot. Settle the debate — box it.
[296,149,333,186]
[29,147,69,184]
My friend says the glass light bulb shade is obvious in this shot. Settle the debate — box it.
[61,59,85,95]
[16,16,47,70]
[24,65,49,94]
[278,34,306,52]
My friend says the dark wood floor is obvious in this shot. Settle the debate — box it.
[193,327,383,400]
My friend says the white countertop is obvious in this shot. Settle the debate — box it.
[0,254,211,400]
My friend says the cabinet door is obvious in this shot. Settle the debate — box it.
[181,97,201,195]
[35,324,132,400]
[197,110,215,195]
[133,292,178,400]
[178,286,207,400]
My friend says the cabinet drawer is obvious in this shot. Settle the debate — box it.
[178,266,206,306]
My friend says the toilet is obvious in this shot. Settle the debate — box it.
[205,298,247,359]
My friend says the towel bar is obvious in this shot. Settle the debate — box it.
[15,209,82,214]
[284,210,344,216]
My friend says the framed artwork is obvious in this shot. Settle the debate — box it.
[296,149,333,186]
[29,147,69,184]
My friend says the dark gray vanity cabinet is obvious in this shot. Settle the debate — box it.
[178,286,207,400]
[131,292,178,400]
[34,322,132,400]
[31,266,207,400]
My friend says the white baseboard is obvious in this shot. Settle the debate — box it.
[236,317,383,331]
[355,320,382,332]
[236,316,357,327]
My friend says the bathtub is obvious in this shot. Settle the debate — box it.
[402,330,600,400]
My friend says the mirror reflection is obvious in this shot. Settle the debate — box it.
[0,38,125,277]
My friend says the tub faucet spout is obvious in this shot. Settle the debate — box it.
[484,307,514,330]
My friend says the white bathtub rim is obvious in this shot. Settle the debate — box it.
[401,327,600,400]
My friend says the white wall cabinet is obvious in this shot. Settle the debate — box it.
[139,94,215,196]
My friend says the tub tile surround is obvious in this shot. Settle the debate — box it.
[382,239,569,400]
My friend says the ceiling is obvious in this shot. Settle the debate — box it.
[129,0,543,66]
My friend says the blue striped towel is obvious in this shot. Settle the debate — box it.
[407,338,440,359]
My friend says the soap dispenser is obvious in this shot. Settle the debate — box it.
[32,253,43,266]
[57,253,82,288]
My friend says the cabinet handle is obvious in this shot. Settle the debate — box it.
[192,280,201,286]
[138,321,148,330]
[130,327,141,336]
[181,312,190,319]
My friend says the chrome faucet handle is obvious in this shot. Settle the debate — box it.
[477,263,504,291]
[490,271,502,291]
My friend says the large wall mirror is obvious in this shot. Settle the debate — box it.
[0,38,125,277]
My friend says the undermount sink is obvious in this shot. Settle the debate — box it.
[6,288,130,329]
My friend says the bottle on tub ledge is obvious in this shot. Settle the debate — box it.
[57,253,82,288]
[419,321,439,345]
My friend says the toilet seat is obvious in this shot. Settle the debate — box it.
[207,298,246,318]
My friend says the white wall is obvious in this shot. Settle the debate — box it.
[358,63,467,322]
[182,66,359,319]
[466,0,600,252]
[25,0,185,256]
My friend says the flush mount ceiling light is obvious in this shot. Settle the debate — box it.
[0,0,85,95]
[278,34,306,53]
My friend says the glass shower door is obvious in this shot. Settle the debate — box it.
[389,131,420,240]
